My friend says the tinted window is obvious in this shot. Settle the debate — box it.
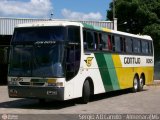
[133,39,141,53]
[120,37,126,52]
[142,40,149,54]
[87,31,95,49]
[111,36,115,51]
[68,27,80,43]
[114,36,121,52]
[148,41,153,54]
[101,33,108,50]
[94,32,99,50]
[126,38,133,53]
[83,30,97,50]
[13,27,65,44]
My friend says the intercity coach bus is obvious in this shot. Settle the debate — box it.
[8,21,154,103]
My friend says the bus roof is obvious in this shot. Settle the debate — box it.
[16,20,83,28]
[16,20,152,41]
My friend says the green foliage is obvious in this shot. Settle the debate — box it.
[107,0,160,62]
[143,24,160,61]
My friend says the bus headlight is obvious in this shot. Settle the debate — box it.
[47,79,56,86]
[47,79,64,87]
[56,82,64,87]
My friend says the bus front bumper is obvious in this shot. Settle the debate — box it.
[8,86,64,100]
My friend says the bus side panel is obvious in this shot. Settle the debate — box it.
[81,53,106,95]
[112,55,134,89]
[64,53,106,100]
[134,67,154,85]
[116,55,154,88]
[145,67,154,85]
[94,53,121,92]
[66,53,154,100]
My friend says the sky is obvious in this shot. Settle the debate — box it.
[0,0,112,21]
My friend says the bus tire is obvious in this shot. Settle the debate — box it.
[81,80,90,104]
[138,76,144,91]
[131,76,139,93]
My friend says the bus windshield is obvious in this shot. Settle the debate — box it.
[9,43,65,77]
[9,27,66,77]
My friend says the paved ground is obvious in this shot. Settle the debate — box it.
[0,82,160,119]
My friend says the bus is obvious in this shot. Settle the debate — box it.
[8,21,154,103]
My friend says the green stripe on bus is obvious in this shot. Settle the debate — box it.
[104,54,120,90]
[82,23,94,29]
[93,26,102,31]
[95,53,113,91]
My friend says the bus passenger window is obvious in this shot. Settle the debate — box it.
[142,41,149,54]
[108,35,112,51]
[126,38,133,53]
[98,33,103,50]
[148,41,153,54]
[94,32,98,50]
[83,30,87,50]
[101,34,108,51]
[86,31,95,50]
[112,36,115,51]
[120,37,126,52]
[133,39,141,53]
[114,36,121,52]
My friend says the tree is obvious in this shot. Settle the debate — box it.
[107,0,160,62]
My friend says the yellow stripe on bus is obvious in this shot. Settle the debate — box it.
[102,28,111,33]
[112,55,154,89]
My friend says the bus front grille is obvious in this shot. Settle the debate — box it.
[19,82,45,86]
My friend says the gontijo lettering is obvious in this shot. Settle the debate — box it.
[124,57,141,64]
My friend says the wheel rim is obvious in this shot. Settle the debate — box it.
[140,78,144,88]
[134,78,138,90]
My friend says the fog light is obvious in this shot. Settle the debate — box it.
[8,81,17,85]
[10,89,17,94]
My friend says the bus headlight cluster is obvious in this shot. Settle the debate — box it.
[56,82,64,87]
[47,79,64,87]
[47,79,56,86]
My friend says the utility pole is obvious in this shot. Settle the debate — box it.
[113,0,117,30]
[113,0,115,19]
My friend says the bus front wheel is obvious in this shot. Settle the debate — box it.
[81,80,90,104]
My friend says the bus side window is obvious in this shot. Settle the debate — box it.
[83,30,87,50]
[133,39,141,54]
[120,37,126,52]
[94,32,98,50]
[68,27,80,43]
[98,33,103,50]
[111,35,115,51]
[108,35,112,51]
[126,38,133,53]
[114,35,121,52]
[148,41,153,55]
[101,33,108,51]
[142,40,148,54]
[86,31,95,50]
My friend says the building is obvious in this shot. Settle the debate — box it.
[0,17,115,84]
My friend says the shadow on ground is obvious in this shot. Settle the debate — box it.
[0,88,148,110]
